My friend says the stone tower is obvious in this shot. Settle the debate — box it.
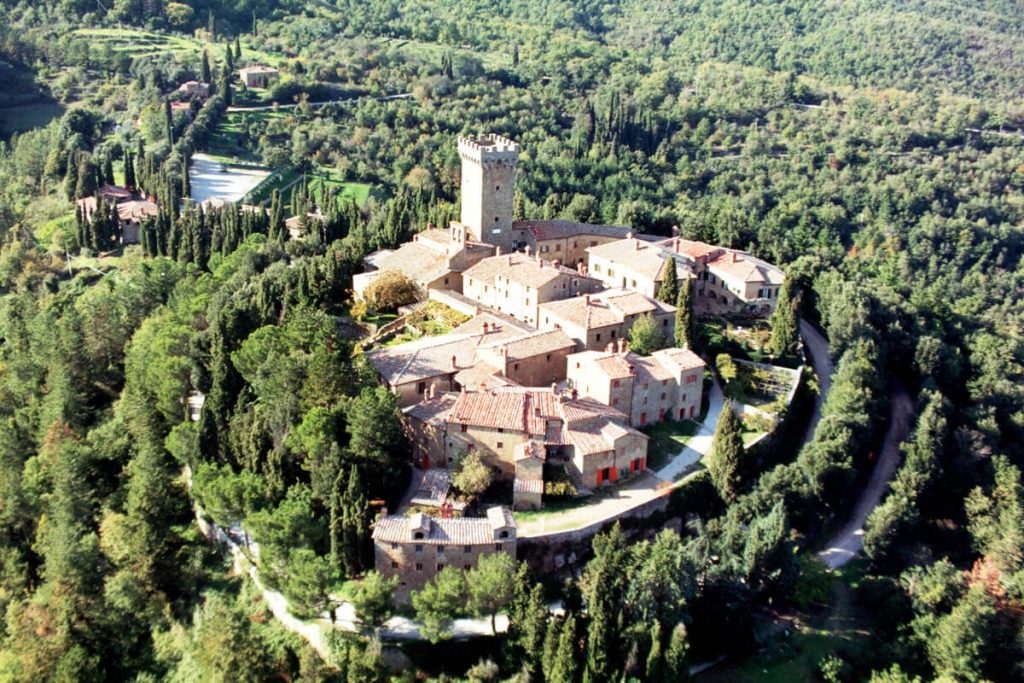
[458,134,520,251]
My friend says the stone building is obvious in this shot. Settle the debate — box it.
[461,250,602,327]
[372,506,516,599]
[455,134,519,252]
[365,312,534,407]
[177,80,210,99]
[538,289,676,352]
[353,224,496,301]
[589,234,786,316]
[509,219,637,268]
[238,65,279,88]
[76,186,159,245]
[402,385,648,491]
[567,342,706,427]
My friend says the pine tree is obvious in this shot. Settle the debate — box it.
[342,466,368,575]
[224,43,234,73]
[219,67,233,106]
[675,278,696,350]
[769,277,799,357]
[235,36,242,60]
[181,161,191,199]
[103,156,115,186]
[657,257,678,303]
[709,400,744,503]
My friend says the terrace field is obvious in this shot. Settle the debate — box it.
[70,28,287,67]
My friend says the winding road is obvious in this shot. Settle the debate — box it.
[817,383,915,569]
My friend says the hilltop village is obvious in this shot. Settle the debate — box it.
[358,135,784,591]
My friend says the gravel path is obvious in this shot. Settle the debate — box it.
[799,318,834,445]
[817,383,915,569]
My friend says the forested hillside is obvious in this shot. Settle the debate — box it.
[0,0,1022,680]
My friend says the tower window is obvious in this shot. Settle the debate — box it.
[495,185,500,191]
[494,216,499,222]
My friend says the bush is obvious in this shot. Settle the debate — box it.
[365,269,418,311]
[544,480,578,499]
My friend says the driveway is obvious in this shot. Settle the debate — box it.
[817,383,915,569]
[799,318,834,445]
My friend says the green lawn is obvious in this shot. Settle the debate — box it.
[243,164,373,207]
[641,420,701,471]
[0,102,65,135]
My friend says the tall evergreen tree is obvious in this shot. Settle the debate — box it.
[234,36,242,60]
[709,400,744,503]
[769,277,799,357]
[123,149,136,190]
[103,156,115,186]
[657,257,678,303]
[663,623,691,682]
[200,50,212,84]
[65,152,79,201]
[164,98,173,147]
[549,615,579,683]
[675,278,696,350]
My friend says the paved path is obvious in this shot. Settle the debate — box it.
[655,379,725,481]
[799,319,834,444]
[817,383,915,569]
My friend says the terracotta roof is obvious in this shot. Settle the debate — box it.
[540,289,675,330]
[452,311,533,336]
[372,506,514,546]
[707,251,785,286]
[566,417,645,455]
[116,199,158,223]
[403,393,457,423]
[367,242,451,284]
[651,347,706,373]
[483,329,575,361]
[453,362,514,391]
[447,389,555,434]
[463,252,594,289]
[654,238,724,261]
[513,478,544,493]
[239,65,279,75]
[367,316,532,387]
[587,237,668,280]
[513,220,633,241]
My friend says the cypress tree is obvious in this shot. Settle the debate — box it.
[124,150,136,190]
[769,277,799,357]
[182,161,191,199]
[657,257,678,303]
[645,621,664,682]
[343,466,368,574]
[164,98,174,147]
[218,67,232,106]
[663,623,691,682]
[235,36,242,60]
[103,156,114,186]
[708,400,744,503]
[64,152,79,201]
[550,616,579,683]
[675,278,696,350]
[223,43,234,73]
[200,50,212,84]
[512,43,519,67]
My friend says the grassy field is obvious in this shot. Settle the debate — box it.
[71,28,286,67]
[243,164,373,207]
[207,110,291,162]
[0,102,65,135]
[641,420,700,471]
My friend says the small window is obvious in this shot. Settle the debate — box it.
[498,427,504,433]
[611,330,617,339]
[415,562,423,571]
[391,543,398,550]
[494,216,499,222]
[596,333,602,342]
[495,543,503,551]
[461,424,468,432]
[497,442,504,449]
[613,380,620,388]
[437,563,444,571]
[414,532,424,540]
[415,542,423,549]
[495,185,500,191]
[391,561,398,569]
[464,564,472,570]
[444,277,449,285]
[464,545,472,553]
[499,530,509,539]
[417,382,426,394]
[556,244,561,251]
[546,354,552,361]
[660,392,666,400]
[514,363,520,371]
[437,545,445,553]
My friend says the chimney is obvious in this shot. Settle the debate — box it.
[496,246,502,256]
[606,342,615,353]
[525,245,532,256]
[571,388,578,400]
[550,383,557,393]
[428,383,437,399]
[483,321,489,334]
[672,224,680,237]
[673,237,680,253]
[618,338,627,354]
[584,294,591,306]
[628,363,636,376]
[507,254,512,266]
[732,252,739,263]
[626,231,633,240]
[451,355,457,370]
[428,222,435,230]
[634,240,640,250]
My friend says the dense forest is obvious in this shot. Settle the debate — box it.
[0,0,1022,680]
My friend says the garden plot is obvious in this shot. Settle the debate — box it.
[189,153,271,204]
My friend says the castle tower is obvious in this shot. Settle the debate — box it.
[458,134,519,251]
